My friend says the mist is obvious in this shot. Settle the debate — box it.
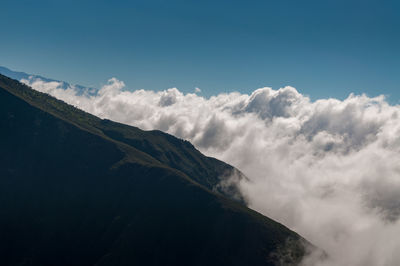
[22,76,400,265]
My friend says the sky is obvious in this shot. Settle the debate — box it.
[0,0,399,101]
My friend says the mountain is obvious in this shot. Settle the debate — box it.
[0,66,95,95]
[0,74,310,266]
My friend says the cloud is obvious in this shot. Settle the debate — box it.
[159,88,182,107]
[21,76,400,266]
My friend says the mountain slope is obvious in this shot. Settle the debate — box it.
[0,74,309,266]
[0,71,244,200]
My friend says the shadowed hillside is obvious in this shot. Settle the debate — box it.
[0,74,309,266]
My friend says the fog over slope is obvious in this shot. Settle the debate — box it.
[21,75,400,266]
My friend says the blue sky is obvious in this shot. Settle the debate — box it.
[1,0,399,101]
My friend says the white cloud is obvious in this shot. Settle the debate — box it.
[21,76,400,266]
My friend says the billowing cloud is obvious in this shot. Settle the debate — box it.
[21,76,400,266]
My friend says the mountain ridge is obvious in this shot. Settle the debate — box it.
[0,73,310,266]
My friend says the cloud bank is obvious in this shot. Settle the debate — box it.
[22,76,400,265]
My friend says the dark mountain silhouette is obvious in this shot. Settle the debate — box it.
[0,74,310,266]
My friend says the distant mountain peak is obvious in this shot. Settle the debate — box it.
[0,66,97,96]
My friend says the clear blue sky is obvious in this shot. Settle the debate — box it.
[1,0,399,101]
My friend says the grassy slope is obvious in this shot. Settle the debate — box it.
[0,74,244,199]
[0,74,307,266]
